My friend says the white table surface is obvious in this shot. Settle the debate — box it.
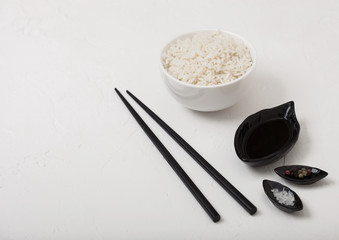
[1,0,339,239]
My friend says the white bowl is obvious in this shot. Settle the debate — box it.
[160,30,257,112]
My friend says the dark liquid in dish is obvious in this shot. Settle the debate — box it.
[245,119,292,158]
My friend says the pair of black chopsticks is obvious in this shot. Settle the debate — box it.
[115,88,257,222]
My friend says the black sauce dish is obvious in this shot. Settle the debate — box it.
[234,101,300,167]
[274,165,328,185]
[263,180,303,213]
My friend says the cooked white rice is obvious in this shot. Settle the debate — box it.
[162,31,253,86]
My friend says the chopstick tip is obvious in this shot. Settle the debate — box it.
[115,88,124,97]
[213,214,221,223]
[249,206,257,215]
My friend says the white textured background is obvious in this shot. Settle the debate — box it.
[1,0,339,239]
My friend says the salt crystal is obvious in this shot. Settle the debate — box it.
[271,188,295,206]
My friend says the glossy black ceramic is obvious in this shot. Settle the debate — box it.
[274,165,328,185]
[263,180,303,213]
[234,101,300,167]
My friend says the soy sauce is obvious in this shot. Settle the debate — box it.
[244,119,292,159]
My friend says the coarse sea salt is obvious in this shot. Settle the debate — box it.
[271,188,295,206]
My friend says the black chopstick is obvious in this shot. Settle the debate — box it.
[126,90,257,215]
[115,88,220,222]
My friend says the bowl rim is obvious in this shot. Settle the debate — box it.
[160,29,257,89]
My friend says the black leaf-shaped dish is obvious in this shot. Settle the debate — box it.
[274,165,328,185]
[234,101,300,167]
[263,180,303,213]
